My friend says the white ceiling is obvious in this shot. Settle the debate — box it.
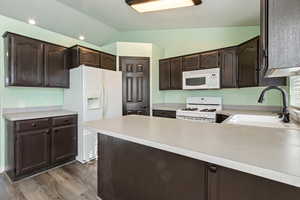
[0,0,260,45]
[0,0,119,45]
[57,0,260,31]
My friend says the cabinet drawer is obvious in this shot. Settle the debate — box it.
[153,110,176,119]
[16,118,51,132]
[52,115,77,126]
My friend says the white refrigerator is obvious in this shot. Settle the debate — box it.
[63,65,122,163]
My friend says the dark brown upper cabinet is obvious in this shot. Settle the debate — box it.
[261,0,300,77]
[170,57,183,90]
[159,36,287,91]
[44,44,69,88]
[69,45,117,71]
[159,57,182,90]
[237,38,259,88]
[101,52,117,71]
[159,59,171,90]
[69,45,100,68]
[182,54,200,71]
[3,32,69,88]
[200,51,220,69]
[4,33,44,87]
[220,48,237,88]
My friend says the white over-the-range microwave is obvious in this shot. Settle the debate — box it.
[182,68,220,90]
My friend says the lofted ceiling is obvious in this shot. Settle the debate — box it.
[57,0,260,31]
[0,0,260,45]
[0,0,119,45]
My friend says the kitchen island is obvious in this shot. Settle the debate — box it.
[85,115,300,200]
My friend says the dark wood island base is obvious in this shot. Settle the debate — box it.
[98,134,300,200]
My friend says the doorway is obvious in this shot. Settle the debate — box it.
[120,57,150,116]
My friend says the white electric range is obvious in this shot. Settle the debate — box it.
[176,97,222,123]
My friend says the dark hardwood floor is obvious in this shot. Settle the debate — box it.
[0,161,98,200]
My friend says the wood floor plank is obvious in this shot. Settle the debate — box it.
[0,161,99,200]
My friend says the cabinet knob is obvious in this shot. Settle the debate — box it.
[209,165,217,173]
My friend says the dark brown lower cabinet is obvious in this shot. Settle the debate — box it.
[6,115,78,181]
[207,164,300,200]
[51,125,77,164]
[216,114,230,123]
[98,134,300,200]
[152,110,176,119]
[98,134,206,200]
[16,129,50,176]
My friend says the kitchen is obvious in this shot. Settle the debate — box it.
[0,0,300,199]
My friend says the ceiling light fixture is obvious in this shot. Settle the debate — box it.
[79,35,85,40]
[28,19,36,25]
[126,0,202,13]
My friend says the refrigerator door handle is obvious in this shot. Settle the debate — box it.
[102,86,105,111]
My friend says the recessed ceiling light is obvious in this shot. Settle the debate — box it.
[28,19,36,25]
[126,0,202,13]
[79,35,85,40]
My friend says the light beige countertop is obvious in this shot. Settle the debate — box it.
[4,110,77,121]
[85,115,300,188]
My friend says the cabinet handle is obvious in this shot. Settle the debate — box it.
[209,165,217,173]
[54,130,59,133]
[64,119,70,123]
[32,123,37,127]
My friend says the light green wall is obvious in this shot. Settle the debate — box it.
[163,87,287,106]
[116,26,286,106]
[0,14,113,171]
[116,26,260,58]
[152,44,165,104]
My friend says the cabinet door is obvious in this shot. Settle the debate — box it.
[267,0,300,70]
[79,47,100,68]
[207,165,300,200]
[170,57,183,90]
[237,38,259,87]
[220,48,237,88]
[152,110,176,119]
[101,53,116,71]
[51,125,77,164]
[8,34,44,86]
[15,129,50,176]
[159,60,171,90]
[44,44,69,88]
[200,51,219,69]
[182,54,200,71]
[99,134,207,200]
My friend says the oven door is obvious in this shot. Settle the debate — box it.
[182,68,220,90]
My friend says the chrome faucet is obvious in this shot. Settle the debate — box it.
[258,86,290,123]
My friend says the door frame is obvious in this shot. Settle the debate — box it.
[119,56,151,116]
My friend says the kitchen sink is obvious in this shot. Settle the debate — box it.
[225,114,299,129]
